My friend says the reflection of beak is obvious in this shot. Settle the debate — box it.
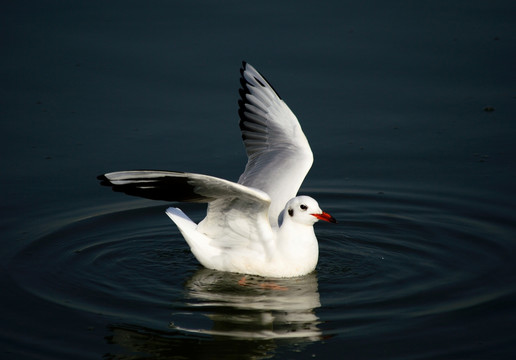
[311,211,337,223]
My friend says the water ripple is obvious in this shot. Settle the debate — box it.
[8,185,516,358]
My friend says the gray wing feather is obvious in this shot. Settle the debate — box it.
[99,170,273,246]
[238,62,313,225]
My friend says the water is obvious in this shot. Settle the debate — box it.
[2,1,516,359]
[5,186,516,358]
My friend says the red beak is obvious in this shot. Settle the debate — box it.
[311,211,337,223]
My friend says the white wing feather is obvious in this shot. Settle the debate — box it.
[238,63,313,226]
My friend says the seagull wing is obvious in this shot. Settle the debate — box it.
[238,62,313,226]
[98,170,274,248]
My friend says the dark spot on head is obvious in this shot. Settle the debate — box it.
[288,208,294,217]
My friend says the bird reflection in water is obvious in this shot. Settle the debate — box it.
[107,269,322,359]
[173,268,322,340]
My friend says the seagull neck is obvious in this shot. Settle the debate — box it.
[276,217,318,271]
[278,217,316,242]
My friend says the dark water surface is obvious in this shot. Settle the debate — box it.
[2,1,515,359]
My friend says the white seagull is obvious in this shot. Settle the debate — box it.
[98,62,336,278]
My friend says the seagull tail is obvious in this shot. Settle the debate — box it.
[165,207,221,265]
[165,207,196,231]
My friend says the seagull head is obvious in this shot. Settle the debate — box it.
[285,196,337,225]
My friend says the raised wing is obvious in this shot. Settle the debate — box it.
[238,62,313,226]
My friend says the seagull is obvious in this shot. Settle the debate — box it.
[98,62,336,278]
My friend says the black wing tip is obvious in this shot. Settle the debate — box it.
[239,61,247,80]
[239,61,281,137]
[97,173,112,187]
[238,61,282,100]
[96,170,210,203]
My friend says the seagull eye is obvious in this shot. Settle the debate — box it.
[300,204,308,211]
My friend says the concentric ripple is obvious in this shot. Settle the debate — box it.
[9,185,516,359]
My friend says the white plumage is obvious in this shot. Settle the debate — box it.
[99,62,336,277]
